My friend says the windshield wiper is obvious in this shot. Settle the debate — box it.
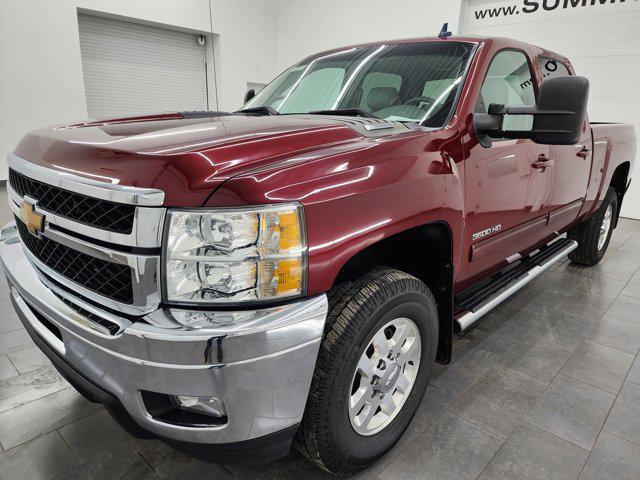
[236,106,280,116]
[308,108,380,119]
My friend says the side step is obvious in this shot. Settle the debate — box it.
[454,238,578,333]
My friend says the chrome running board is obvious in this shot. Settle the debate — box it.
[454,238,578,333]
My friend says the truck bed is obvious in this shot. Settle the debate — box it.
[591,122,635,146]
[588,122,636,213]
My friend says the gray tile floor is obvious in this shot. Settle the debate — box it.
[1,185,640,479]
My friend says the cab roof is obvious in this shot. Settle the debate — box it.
[311,35,571,65]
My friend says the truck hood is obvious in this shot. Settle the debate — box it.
[13,113,377,206]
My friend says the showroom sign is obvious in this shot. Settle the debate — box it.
[470,0,637,24]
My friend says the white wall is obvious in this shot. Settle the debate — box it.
[274,0,463,70]
[460,0,640,218]
[210,0,279,111]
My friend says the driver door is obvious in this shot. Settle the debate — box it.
[463,49,553,283]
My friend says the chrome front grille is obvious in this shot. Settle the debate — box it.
[9,169,136,234]
[15,218,134,304]
[8,153,165,316]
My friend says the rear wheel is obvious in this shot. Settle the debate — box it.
[295,268,438,475]
[567,187,618,266]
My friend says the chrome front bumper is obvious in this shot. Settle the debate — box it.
[0,222,327,446]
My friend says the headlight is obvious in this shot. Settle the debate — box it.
[164,203,306,304]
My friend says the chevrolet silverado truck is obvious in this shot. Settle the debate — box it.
[1,33,636,475]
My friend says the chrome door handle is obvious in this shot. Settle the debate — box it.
[532,154,553,171]
[577,145,590,158]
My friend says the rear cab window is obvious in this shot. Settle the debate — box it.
[539,56,571,81]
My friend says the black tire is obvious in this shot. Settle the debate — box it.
[567,187,618,266]
[295,268,439,475]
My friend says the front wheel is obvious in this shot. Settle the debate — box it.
[567,186,618,266]
[295,268,439,475]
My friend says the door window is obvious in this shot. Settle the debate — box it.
[476,50,536,134]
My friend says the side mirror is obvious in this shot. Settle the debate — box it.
[244,88,256,104]
[473,76,589,147]
[533,76,589,144]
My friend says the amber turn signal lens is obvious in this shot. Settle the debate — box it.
[275,258,302,295]
[278,211,302,251]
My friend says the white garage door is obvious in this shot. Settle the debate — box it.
[78,14,208,119]
[461,0,640,219]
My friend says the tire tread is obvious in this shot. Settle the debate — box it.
[568,187,617,266]
[294,268,436,475]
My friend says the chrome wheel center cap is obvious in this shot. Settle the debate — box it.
[378,363,401,393]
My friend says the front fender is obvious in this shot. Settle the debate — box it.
[206,127,466,296]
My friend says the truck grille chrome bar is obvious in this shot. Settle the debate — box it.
[9,169,136,234]
[7,153,164,206]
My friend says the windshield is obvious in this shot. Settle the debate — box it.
[242,41,474,127]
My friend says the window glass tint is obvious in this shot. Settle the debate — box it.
[244,42,474,126]
[423,79,456,98]
[275,68,345,112]
[476,50,536,133]
[539,57,571,82]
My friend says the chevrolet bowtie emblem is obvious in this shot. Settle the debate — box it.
[19,201,45,235]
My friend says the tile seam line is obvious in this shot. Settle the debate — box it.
[0,387,100,451]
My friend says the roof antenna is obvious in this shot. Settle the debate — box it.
[438,23,452,39]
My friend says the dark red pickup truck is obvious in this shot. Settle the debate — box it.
[1,33,636,475]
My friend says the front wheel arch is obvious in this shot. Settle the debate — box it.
[332,222,454,364]
[609,161,630,228]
